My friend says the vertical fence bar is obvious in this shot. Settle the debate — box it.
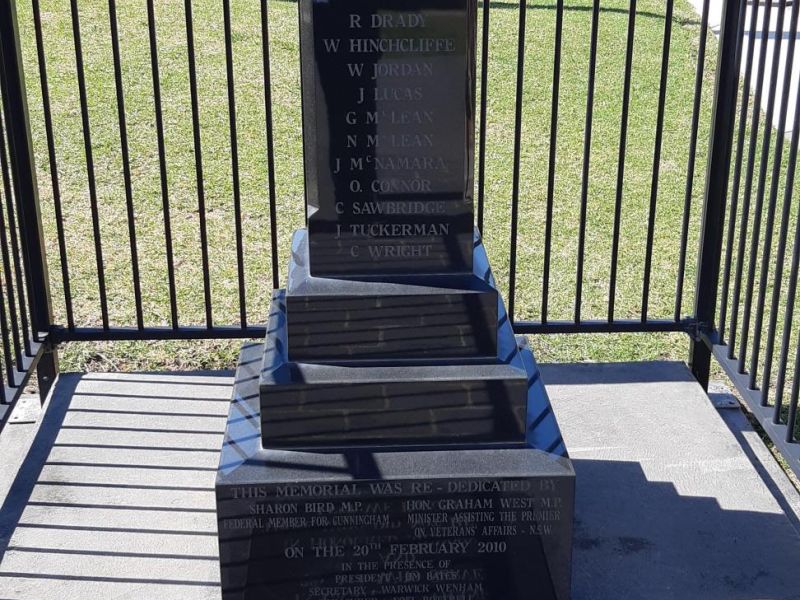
[109,0,144,330]
[0,0,58,398]
[0,114,23,372]
[260,0,280,291]
[0,344,7,403]
[771,11,800,422]
[786,324,800,443]
[146,0,179,330]
[608,0,637,322]
[732,0,773,372]
[184,0,213,328]
[0,74,31,359]
[775,202,800,424]
[0,168,15,387]
[746,0,788,391]
[223,0,247,328]
[690,0,744,389]
[31,0,73,331]
[675,0,710,321]
[787,339,800,441]
[542,0,562,324]
[69,0,109,330]
[0,229,14,389]
[5,147,32,357]
[507,0,527,324]
[477,0,489,234]
[758,0,799,403]
[641,0,673,320]
[719,0,756,346]
[575,0,600,323]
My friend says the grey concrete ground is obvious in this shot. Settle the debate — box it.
[0,362,798,599]
[0,372,233,600]
[545,361,800,600]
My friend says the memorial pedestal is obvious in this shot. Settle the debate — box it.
[216,232,574,599]
[218,347,574,600]
[215,0,574,595]
[217,359,574,600]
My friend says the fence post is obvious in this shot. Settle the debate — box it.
[0,0,58,401]
[690,0,744,389]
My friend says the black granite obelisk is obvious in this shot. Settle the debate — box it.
[215,1,574,598]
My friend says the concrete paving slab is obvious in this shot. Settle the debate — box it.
[0,372,231,600]
[543,360,800,600]
[0,362,797,599]
[8,396,41,425]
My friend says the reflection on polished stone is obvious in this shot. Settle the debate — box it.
[261,290,527,447]
[217,342,575,600]
[286,229,498,362]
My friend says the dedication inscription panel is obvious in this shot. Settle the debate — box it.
[218,477,571,599]
[301,0,476,276]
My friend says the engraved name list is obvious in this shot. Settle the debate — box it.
[302,0,475,276]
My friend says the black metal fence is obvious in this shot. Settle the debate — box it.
[711,0,800,473]
[0,0,798,474]
[0,0,56,415]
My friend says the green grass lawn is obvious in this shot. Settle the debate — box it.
[9,0,724,372]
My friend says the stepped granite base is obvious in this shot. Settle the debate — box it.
[216,340,574,600]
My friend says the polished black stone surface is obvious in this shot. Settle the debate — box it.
[217,0,574,593]
[261,290,527,447]
[300,0,476,276]
[286,229,498,362]
[217,342,575,600]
